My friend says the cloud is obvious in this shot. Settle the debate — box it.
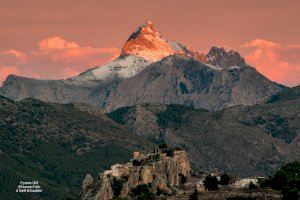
[0,37,120,85]
[243,39,300,87]
[38,37,79,51]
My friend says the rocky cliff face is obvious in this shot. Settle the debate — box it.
[81,149,192,200]
[104,54,282,112]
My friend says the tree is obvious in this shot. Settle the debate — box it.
[248,181,257,190]
[271,171,288,190]
[204,175,218,191]
[189,189,198,200]
[269,162,300,200]
[158,139,167,149]
[220,173,231,185]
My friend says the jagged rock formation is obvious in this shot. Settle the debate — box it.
[81,149,192,200]
[207,46,246,68]
[0,21,283,112]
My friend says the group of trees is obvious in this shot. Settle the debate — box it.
[203,173,236,191]
[260,161,299,200]
[203,162,299,200]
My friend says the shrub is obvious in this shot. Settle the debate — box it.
[220,173,231,185]
[248,181,257,190]
[204,175,218,191]
[158,140,167,149]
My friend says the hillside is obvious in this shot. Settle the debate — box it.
[0,97,153,199]
[107,86,300,177]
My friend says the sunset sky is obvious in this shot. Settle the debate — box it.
[0,0,299,86]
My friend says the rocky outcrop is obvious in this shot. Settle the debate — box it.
[207,46,246,68]
[80,149,192,200]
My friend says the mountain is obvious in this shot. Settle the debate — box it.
[0,96,153,199]
[0,21,283,112]
[106,86,300,177]
[104,54,282,112]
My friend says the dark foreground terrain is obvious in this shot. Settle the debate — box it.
[0,86,299,199]
[0,96,153,199]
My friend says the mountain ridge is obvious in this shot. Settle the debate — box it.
[0,21,284,112]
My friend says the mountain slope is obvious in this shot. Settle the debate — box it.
[106,87,300,176]
[73,55,150,81]
[0,55,144,105]
[104,54,282,112]
[0,97,153,199]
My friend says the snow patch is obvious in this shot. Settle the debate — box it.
[228,66,241,70]
[204,63,222,71]
[72,55,151,81]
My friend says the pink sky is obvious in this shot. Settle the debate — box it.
[0,0,299,86]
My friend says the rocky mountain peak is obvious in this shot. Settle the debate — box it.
[127,21,156,41]
[120,21,176,62]
[207,46,246,68]
[120,21,210,63]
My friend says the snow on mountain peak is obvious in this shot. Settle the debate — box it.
[72,55,151,81]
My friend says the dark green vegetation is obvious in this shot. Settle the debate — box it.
[203,175,219,191]
[0,97,152,200]
[260,162,300,200]
[157,104,199,128]
[106,106,135,125]
[107,86,300,177]
[220,173,236,185]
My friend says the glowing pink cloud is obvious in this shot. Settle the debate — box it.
[243,39,300,87]
[38,37,79,51]
[0,37,120,85]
